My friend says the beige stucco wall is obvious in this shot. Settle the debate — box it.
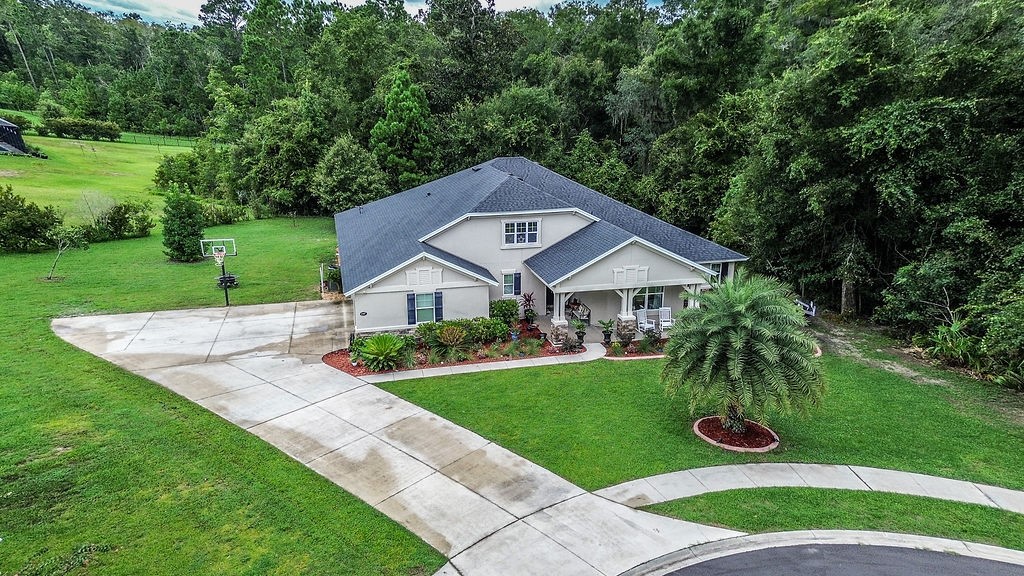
[556,241,709,292]
[426,212,592,302]
[353,285,490,332]
[352,256,492,332]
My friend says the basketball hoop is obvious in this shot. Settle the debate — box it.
[212,247,226,266]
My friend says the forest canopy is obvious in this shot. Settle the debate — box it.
[2,0,1022,378]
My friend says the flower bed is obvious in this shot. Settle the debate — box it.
[604,339,668,358]
[324,320,584,376]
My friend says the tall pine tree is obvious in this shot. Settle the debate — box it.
[369,69,433,190]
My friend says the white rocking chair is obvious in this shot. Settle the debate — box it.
[659,307,674,329]
[634,309,655,332]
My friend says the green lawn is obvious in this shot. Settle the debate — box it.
[0,135,185,221]
[380,356,1024,493]
[0,218,445,575]
[646,488,1024,551]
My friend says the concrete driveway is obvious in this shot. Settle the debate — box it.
[53,300,740,576]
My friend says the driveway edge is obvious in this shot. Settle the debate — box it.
[619,530,1024,576]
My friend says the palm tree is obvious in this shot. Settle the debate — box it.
[662,271,824,434]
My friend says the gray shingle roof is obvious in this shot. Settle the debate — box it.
[335,157,746,293]
[487,157,747,263]
[0,118,17,128]
[421,244,496,284]
[524,221,633,284]
[472,177,573,213]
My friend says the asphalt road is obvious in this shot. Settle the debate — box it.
[671,545,1024,576]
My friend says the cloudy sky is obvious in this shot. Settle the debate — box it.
[76,0,564,25]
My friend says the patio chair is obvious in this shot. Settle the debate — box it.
[659,307,674,329]
[634,309,655,332]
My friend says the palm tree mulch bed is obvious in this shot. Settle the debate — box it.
[693,416,780,452]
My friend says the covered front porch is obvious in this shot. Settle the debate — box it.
[543,284,705,343]
[522,225,720,344]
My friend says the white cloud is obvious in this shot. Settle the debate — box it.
[78,0,205,25]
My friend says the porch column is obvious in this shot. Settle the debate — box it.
[614,288,638,317]
[551,290,569,343]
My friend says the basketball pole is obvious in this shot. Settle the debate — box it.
[220,259,230,307]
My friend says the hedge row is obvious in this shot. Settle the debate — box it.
[36,117,121,141]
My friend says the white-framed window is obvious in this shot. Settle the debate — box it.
[415,292,436,323]
[406,267,442,286]
[502,270,521,297]
[632,286,664,310]
[502,220,539,247]
[707,262,730,280]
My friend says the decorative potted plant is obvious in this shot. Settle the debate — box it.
[597,319,615,346]
[520,291,538,328]
[571,319,588,344]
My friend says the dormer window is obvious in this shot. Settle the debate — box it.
[502,220,539,247]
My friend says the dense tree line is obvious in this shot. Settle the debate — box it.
[2,0,1021,379]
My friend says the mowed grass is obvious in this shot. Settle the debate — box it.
[381,356,1024,493]
[0,218,445,575]
[0,134,186,220]
[646,488,1024,551]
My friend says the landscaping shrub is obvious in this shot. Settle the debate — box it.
[161,189,205,262]
[359,333,407,371]
[416,322,441,348]
[519,338,542,356]
[0,113,35,131]
[915,315,983,370]
[42,117,121,141]
[202,201,249,226]
[86,200,155,242]
[489,299,519,328]
[609,342,625,356]
[0,185,62,253]
[468,317,508,345]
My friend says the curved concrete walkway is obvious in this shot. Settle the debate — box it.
[51,301,1024,576]
[596,463,1024,514]
[623,531,1024,576]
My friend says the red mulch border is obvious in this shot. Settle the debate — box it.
[693,416,780,453]
[323,322,585,377]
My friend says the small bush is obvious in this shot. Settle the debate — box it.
[490,299,519,328]
[636,338,654,354]
[0,185,62,253]
[416,322,441,348]
[470,317,509,345]
[519,338,542,356]
[609,342,625,356]
[360,333,406,371]
[203,202,249,226]
[1,113,34,131]
[437,325,467,348]
[86,200,154,242]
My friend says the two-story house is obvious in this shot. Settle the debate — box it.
[334,157,746,339]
